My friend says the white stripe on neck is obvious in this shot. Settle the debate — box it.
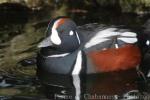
[47,53,70,58]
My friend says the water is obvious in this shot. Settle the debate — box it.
[0,2,150,100]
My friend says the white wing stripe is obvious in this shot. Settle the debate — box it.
[85,28,118,48]
[118,37,137,43]
[85,38,109,48]
[85,28,138,49]
[121,32,137,37]
[95,28,119,38]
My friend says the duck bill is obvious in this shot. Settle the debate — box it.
[38,36,53,48]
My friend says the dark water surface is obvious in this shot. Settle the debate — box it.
[0,2,150,100]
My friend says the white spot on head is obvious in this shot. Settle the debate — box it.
[69,30,74,36]
[146,40,150,46]
[50,19,62,45]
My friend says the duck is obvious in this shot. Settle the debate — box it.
[36,16,86,76]
[37,16,141,75]
[36,16,142,100]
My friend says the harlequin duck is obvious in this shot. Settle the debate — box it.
[37,16,141,75]
[37,17,86,75]
[37,16,142,100]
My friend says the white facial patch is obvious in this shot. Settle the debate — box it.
[51,29,61,45]
[69,30,74,36]
[50,19,62,45]
[146,40,150,46]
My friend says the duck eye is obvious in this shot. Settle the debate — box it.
[146,40,150,46]
[69,30,74,36]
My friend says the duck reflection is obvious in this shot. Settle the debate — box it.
[37,71,86,100]
[37,68,142,100]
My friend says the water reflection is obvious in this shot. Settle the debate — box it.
[37,71,86,100]
[36,69,145,100]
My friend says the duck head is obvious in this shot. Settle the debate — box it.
[38,17,81,53]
